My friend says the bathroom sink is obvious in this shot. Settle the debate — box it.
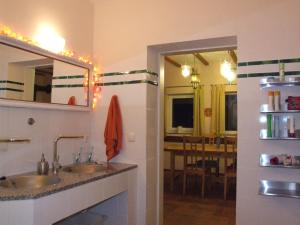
[0,175,61,189]
[63,163,107,174]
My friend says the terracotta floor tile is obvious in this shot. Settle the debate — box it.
[163,177,236,225]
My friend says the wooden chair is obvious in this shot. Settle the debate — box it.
[223,136,237,200]
[182,136,208,197]
[202,134,220,176]
[206,133,216,145]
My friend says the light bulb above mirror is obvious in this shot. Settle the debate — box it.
[34,25,65,54]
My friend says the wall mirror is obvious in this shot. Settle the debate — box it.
[0,37,91,109]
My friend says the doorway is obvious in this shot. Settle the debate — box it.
[147,36,238,225]
[163,50,237,225]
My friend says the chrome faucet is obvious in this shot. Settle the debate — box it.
[53,135,85,174]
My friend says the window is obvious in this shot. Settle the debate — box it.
[172,98,194,128]
[166,94,194,133]
[225,92,237,131]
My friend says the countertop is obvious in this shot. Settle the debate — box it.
[0,162,137,201]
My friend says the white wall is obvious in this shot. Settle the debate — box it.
[93,0,300,71]
[0,0,94,176]
[92,1,300,225]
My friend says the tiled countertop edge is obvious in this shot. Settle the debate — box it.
[0,164,137,201]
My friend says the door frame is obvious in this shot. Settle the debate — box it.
[147,36,238,225]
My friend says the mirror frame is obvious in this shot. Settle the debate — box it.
[0,36,93,111]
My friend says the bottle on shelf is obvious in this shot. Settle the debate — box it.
[288,116,296,138]
[274,91,281,111]
[267,114,273,138]
[282,117,289,138]
[279,63,285,82]
[268,91,274,111]
[273,115,280,138]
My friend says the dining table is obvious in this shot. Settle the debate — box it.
[164,143,237,192]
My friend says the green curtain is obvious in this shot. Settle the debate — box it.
[210,85,225,136]
[193,86,204,136]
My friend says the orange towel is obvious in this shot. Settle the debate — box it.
[104,95,123,161]
[68,96,76,105]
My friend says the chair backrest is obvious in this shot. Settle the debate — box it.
[224,136,237,173]
[204,133,216,145]
[183,136,205,170]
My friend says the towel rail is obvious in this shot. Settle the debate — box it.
[0,138,31,143]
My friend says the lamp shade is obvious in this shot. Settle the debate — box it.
[220,60,236,83]
[220,60,232,77]
[181,65,191,77]
[190,69,200,89]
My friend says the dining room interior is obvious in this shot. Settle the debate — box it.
[163,49,238,225]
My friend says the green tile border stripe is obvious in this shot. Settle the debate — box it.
[96,79,158,87]
[0,80,24,85]
[0,88,24,92]
[52,84,84,88]
[238,58,300,67]
[98,69,158,77]
[52,75,85,80]
[237,71,300,78]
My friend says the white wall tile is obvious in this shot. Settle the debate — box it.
[0,202,9,225]
[8,200,34,225]
[0,106,91,176]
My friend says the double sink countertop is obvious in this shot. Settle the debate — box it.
[0,162,137,201]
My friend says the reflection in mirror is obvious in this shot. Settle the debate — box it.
[0,43,89,106]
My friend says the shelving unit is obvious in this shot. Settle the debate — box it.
[259,180,300,199]
[259,76,300,199]
[259,77,300,140]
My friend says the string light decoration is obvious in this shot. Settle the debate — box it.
[0,24,92,64]
[0,23,101,109]
[90,67,101,110]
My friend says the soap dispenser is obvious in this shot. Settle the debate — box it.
[37,153,49,175]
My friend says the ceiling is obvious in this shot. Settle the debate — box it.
[166,50,237,67]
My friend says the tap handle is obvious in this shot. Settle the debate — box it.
[52,160,61,174]
[87,152,93,163]
[74,152,81,164]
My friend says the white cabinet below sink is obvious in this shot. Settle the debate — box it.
[0,169,137,225]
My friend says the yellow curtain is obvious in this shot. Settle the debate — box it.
[193,86,204,136]
[210,85,225,136]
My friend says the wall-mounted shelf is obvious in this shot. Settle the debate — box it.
[259,180,300,199]
[260,137,300,140]
[259,130,300,140]
[260,104,300,113]
[260,154,300,169]
[260,110,300,114]
[260,77,300,88]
